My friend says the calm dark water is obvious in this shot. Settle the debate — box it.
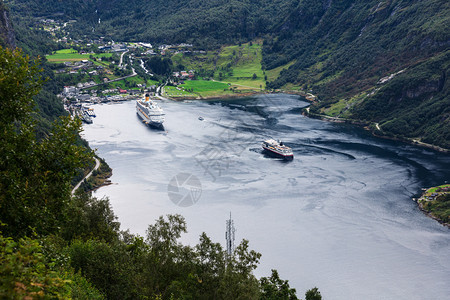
[83,94,450,300]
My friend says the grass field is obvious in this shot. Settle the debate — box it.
[182,80,228,94]
[213,43,266,89]
[164,86,197,98]
[146,79,159,86]
[172,42,266,90]
[164,80,237,98]
[265,60,296,82]
[46,48,87,61]
[323,92,367,118]
[46,48,113,62]
[426,184,450,195]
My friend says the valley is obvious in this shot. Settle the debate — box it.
[0,0,449,299]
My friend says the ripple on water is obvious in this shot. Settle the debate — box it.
[84,95,450,300]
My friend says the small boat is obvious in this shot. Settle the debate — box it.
[262,139,293,160]
[87,107,96,117]
[198,116,204,121]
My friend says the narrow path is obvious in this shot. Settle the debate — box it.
[156,81,169,100]
[375,123,381,131]
[119,50,129,68]
[140,59,153,76]
[72,157,100,196]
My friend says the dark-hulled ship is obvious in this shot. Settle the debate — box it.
[262,139,294,160]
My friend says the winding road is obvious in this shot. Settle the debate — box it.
[119,50,128,68]
[72,157,100,195]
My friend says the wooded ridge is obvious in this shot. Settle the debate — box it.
[6,0,449,149]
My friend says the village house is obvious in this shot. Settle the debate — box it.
[128,89,140,95]
[180,71,189,78]
[77,94,91,102]
[63,86,77,95]
[139,42,153,48]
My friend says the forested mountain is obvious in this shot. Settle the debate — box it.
[262,0,449,149]
[6,0,449,148]
[6,0,297,47]
[0,1,15,48]
[0,0,446,297]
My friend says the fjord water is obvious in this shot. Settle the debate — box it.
[82,94,450,300]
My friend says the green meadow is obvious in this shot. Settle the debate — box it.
[46,48,113,62]
[172,42,266,91]
[165,80,232,98]
[182,80,229,94]
[265,60,296,82]
[426,184,450,195]
[163,86,197,98]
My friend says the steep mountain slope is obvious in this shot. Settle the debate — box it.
[0,1,15,48]
[265,1,448,93]
[7,0,297,47]
[6,0,450,149]
[262,0,449,149]
[1,1,64,136]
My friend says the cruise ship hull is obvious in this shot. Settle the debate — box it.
[262,146,294,160]
[136,109,164,128]
[136,96,165,128]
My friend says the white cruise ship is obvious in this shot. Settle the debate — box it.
[136,94,165,128]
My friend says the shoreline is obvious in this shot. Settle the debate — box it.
[164,90,264,101]
[302,110,449,154]
[75,157,113,194]
[417,202,450,228]
[166,90,448,154]
[163,89,307,101]
[165,91,448,153]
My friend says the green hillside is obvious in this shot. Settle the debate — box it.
[265,0,449,149]
[172,42,266,90]
[7,0,298,46]
[6,0,450,148]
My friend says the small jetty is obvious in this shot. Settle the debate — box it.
[66,104,96,124]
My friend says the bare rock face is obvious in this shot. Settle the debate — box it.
[0,3,16,49]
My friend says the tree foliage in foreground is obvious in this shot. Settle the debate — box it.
[0,46,319,299]
[69,214,264,299]
[0,47,92,237]
[0,232,104,299]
